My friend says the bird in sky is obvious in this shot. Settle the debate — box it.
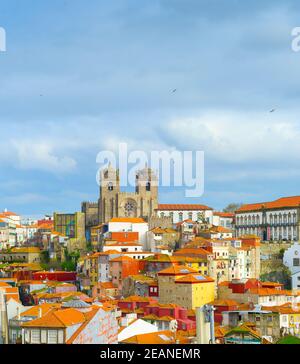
[269,108,276,113]
[172,89,177,93]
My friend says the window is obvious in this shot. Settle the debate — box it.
[31,329,40,344]
[48,330,58,344]
[108,182,114,191]
[293,258,300,267]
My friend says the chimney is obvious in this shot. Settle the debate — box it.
[38,307,42,318]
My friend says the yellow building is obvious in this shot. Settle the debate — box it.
[158,265,198,305]
[0,247,42,264]
[174,274,215,309]
[157,265,215,309]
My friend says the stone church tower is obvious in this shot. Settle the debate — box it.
[98,164,158,223]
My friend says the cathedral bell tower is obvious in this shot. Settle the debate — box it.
[135,165,158,221]
[98,164,119,223]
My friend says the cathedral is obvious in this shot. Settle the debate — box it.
[84,164,158,224]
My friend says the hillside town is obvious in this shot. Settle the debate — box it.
[1,165,300,345]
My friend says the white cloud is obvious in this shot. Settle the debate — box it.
[11,140,77,174]
[162,110,300,164]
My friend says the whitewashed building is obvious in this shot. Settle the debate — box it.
[235,196,300,241]
[107,217,149,248]
[212,212,235,229]
[283,242,300,290]
[155,204,213,224]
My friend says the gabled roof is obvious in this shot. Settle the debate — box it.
[20,303,61,318]
[225,324,261,340]
[175,274,214,284]
[157,264,197,276]
[22,308,86,328]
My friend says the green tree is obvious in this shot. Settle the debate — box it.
[223,203,243,212]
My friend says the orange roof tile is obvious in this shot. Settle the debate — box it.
[109,217,146,223]
[22,308,86,328]
[121,330,189,344]
[157,204,212,211]
[213,212,235,218]
[157,264,197,276]
[175,274,214,284]
[237,196,300,212]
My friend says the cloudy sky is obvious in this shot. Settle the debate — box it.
[1,0,300,216]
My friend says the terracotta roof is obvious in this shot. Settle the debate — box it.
[97,282,116,289]
[176,219,195,226]
[121,330,189,344]
[143,314,174,322]
[119,295,155,303]
[104,242,142,247]
[66,307,99,344]
[213,212,235,218]
[157,204,212,211]
[237,196,300,212]
[157,264,197,276]
[21,303,61,317]
[109,217,146,223]
[22,308,86,328]
[210,226,232,233]
[225,324,261,340]
[211,299,239,306]
[109,256,134,262]
[175,274,214,284]
[0,211,18,216]
[173,247,211,256]
[248,288,294,296]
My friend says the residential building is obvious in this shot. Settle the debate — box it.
[157,265,198,305]
[224,323,265,344]
[212,212,235,229]
[0,247,42,264]
[146,227,179,251]
[109,256,141,292]
[174,274,215,309]
[107,217,149,248]
[283,242,300,290]
[155,204,213,224]
[21,304,118,344]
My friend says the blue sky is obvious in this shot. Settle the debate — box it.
[1,0,300,216]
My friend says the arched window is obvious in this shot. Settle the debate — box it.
[179,212,183,222]
[146,182,151,191]
[108,182,113,191]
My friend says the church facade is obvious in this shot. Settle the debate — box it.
[97,165,158,224]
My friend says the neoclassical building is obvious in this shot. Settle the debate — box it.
[235,196,300,241]
[98,164,158,224]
